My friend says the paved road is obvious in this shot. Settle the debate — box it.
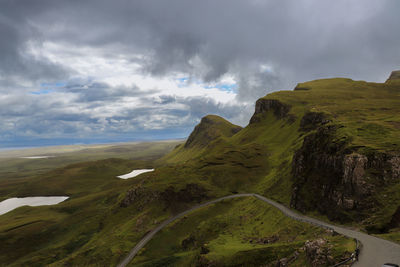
[117,193,400,267]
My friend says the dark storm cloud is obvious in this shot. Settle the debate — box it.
[152,95,243,121]
[0,1,70,82]
[1,0,400,146]
[2,0,400,95]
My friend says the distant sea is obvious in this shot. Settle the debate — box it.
[0,138,186,152]
[0,146,38,151]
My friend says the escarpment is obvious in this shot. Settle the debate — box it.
[290,119,400,223]
[249,98,291,123]
[386,70,400,82]
[163,71,400,234]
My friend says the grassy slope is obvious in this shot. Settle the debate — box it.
[180,78,399,201]
[162,112,301,202]
[0,142,184,266]
[158,78,400,241]
[3,77,399,265]
[266,79,400,237]
[271,78,400,151]
[0,141,181,201]
[164,115,242,163]
[132,197,355,267]
[0,158,159,266]
[0,132,355,266]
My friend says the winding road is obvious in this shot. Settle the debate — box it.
[117,193,400,267]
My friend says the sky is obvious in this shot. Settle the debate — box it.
[0,0,399,148]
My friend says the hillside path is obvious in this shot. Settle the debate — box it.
[117,193,400,267]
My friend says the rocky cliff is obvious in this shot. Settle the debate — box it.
[290,117,400,225]
[249,98,292,123]
[163,71,400,235]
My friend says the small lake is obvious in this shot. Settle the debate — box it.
[19,156,53,159]
[117,169,154,179]
[0,196,69,215]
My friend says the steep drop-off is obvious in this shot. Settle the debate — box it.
[165,72,400,236]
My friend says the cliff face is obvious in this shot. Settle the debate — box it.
[249,98,291,123]
[290,119,400,223]
[163,71,400,233]
[386,70,400,83]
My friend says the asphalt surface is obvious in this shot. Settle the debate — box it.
[117,193,400,267]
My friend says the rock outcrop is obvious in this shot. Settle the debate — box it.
[389,206,400,228]
[291,115,400,222]
[272,251,300,266]
[299,112,330,131]
[294,83,311,91]
[160,183,208,204]
[181,234,197,250]
[247,234,279,245]
[249,98,291,123]
[304,238,334,267]
[120,183,208,210]
[120,185,158,210]
[386,70,400,83]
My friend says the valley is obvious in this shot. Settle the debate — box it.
[1,72,400,266]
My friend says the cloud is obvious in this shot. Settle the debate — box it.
[0,0,399,146]
[0,2,70,84]
[26,0,399,84]
[0,78,246,147]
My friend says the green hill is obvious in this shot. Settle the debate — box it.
[1,72,399,266]
[163,115,242,163]
[185,115,242,148]
[164,73,400,234]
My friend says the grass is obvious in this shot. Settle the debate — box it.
[132,197,355,266]
[159,77,400,240]
[0,141,183,266]
[1,76,399,265]
[0,141,182,201]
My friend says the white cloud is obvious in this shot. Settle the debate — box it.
[1,0,399,147]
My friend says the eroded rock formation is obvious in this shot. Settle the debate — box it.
[291,114,400,223]
[250,99,291,123]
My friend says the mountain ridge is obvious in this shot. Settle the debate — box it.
[164,72,400,236]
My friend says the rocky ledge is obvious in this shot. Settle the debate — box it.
[290,117,400,224]
[249,98,292,123]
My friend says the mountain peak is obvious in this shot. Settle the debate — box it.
[386,70,400,83]
[184,115,242,148]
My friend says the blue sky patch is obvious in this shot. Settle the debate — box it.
[176,77,189,82]
[176,77,190,88]
[40,82,66,87]
[176,77,237,93]
[204,83,237,92]
[30,89,54,95]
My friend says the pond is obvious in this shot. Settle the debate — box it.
[0,196,69,215]
[19,156,53,159]
[117,169,154,179]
